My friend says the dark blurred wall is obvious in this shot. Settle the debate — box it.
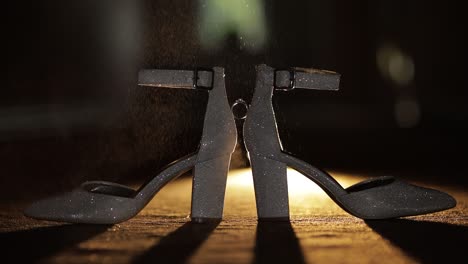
[3,0,467,198]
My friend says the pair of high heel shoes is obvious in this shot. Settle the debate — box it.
[25,65,456,224]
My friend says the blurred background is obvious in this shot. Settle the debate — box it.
[3,0,467,200]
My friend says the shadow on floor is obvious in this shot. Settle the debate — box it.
[0,224,110,263]
[366,219,468,263]
[134,220,220,264]
[253,221,305,264]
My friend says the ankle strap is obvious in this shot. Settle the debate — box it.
[138,69,214,90]
[274,68,340,91]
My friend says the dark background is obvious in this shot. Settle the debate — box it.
[3,0,467,200]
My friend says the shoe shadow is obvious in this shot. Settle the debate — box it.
[133,220,220,264]
[0,224,110,263]
[252,222,306,264]
[366,219,468,263]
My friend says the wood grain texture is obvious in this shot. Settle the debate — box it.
[1,169,467,264]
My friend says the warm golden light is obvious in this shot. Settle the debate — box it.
[228,168,362,196]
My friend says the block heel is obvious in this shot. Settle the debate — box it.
[243,64,456,220]
[191,154,232,223]
[24,67,237,224]
[250,155,289,221]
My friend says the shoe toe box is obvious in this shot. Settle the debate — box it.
[24,187,136,224]
[341,177,456,219]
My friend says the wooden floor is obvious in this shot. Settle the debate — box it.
[1,169,467,264]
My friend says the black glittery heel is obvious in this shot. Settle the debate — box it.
[244,64,456,220]
[250,155,289,221]
[24,67,237,224]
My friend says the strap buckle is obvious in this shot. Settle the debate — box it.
[274,69,296,91]
[193,68,214,90]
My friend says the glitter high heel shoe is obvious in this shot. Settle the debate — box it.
[244,64,456,220]
[25,67,237,224]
